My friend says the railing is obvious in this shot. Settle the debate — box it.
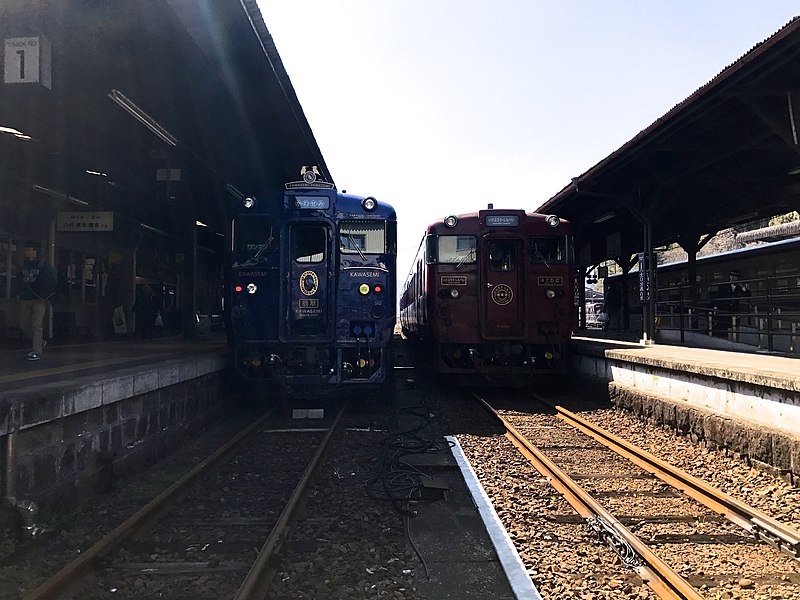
[654,277,800,354]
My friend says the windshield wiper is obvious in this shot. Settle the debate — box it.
[454,248,475,270]
[535,248,551,269]
[251,227,274,262]
[347,232,366,260]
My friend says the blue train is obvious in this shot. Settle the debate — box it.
[225,167,397,393]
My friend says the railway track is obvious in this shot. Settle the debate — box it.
[460,388,800,599]
[23,406,344,600]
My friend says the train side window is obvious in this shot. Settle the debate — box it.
[293,225,325,264]
[426,235,438,264]
[339,220,386,254]
[488,241,515,271]
[387,221,397,254]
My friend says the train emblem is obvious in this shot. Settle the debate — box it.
[299,270,319,296]
[491,284,513,305]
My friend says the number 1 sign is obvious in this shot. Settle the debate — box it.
[4,36,51,89]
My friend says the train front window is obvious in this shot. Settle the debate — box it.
[339,220,386,254]
[529,236,572,265]
[293,226,325,264]
[233,216,277,257]
[437,235,476,263]
[488,241,515,272]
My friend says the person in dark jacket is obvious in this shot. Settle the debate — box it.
[133,284,159,339]
[19,245,57,361]
[603,282,622,333]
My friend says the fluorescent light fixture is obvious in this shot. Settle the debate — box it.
[195,220,208,227]
[226,184,244,200]
[788,166,800,176]
[0,125,33,140]
[139,222,171,237]
[32,184,65,200]
[32,184,90,207]
[86,170,107,177]
[108,89,178,146]
[593,211,616,224]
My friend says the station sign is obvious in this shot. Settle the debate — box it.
[57,211,114,232]
[638,252,653,302]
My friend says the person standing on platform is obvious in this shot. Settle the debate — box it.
[18,245,57,361]
[133,284,159,339]
[603,282,622,333]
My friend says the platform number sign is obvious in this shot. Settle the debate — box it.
[4,37,52,89]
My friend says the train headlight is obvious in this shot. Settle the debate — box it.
[444,215,458,228]
[545,214,560,227]
[546,289,556,299]
[450,288,460,299]
[247,283,258,294]
[362,197,377,211]
[243,197,256,209]
[359,283,370,295]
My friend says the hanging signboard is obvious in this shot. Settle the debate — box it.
[4,37,52,89]
[57,212,114,232]
[638,252,652,302]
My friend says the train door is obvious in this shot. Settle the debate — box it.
[284,223,333,340]
[480,238,525,338]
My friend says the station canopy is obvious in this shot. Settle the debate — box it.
[0,0,328,242]
[538,17,800,269]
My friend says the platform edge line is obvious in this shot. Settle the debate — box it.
[446,435,543,600]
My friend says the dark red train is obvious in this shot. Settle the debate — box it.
[399,207,575,383]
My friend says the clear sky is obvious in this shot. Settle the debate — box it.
[258,1,798,293]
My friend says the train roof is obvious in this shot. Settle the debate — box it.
[336,192,397,219]
[232,188,396,220]
[425,208,569,233]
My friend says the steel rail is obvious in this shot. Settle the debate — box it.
[235,402,346,599]
[531,392,800,560]
[472,392,704,600]
[23,407,278,600]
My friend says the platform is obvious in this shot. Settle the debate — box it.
[0,334,230,393]
[0,334,233,504]
[391,341,538,600]
[571,334,800,481]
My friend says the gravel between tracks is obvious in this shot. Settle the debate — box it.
[0,390,418,600]
[446,384,800,600]
[5,367,800,600]
[0,402,265,599]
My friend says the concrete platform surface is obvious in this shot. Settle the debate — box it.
[573,335,800,392]
[0,334,230,393]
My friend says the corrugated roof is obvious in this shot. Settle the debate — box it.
[543,16,800,206]
[736,220,800,243]
[238,0,333,185]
